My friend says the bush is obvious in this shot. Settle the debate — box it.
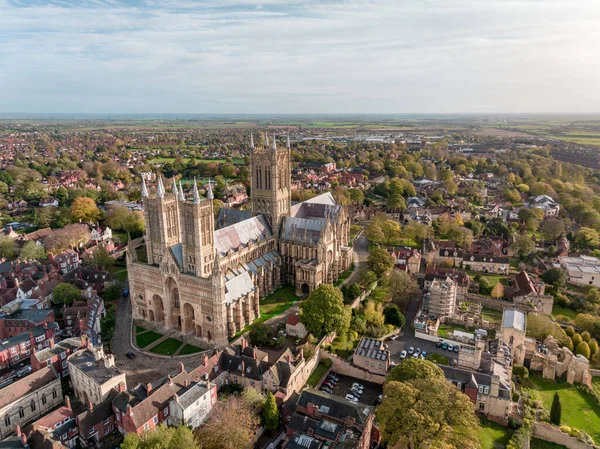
[565,326,576,337]
[581,330,591,342]
[512,392,521,402]
[575,341,591,358]
[513,365,529,379]
[559,425,572,434]
[572,333,583,347]
[383,304,405,327]
[322,358,332,368]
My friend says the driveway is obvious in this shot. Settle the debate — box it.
[111,293,205,386]
[341,233,369,287]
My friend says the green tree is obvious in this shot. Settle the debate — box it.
[261,392,280,431]
[575,341,591,358]
[368,248,394,277]
[52,283,81,305]
[541,268,567,287]
[348,188,364,205]
[550,392,562,426]
[0,236,16,259]
[581,330,591,342]
[92,246,114,269]
[542,218,565,241]
[510,234,536,258]
[299,285,351,338]
[387,358,444,383]
[19,241,46,261]
[572,333,583,347]
[249,323,271,347]
[588,338,598,356]
[386,270,419,311]
[565,326,575,337]
[55,186,69,204]
[365,224,385,245]
[102,284,121,301]
[383,304,405,327]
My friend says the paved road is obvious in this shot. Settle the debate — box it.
[111,293,204,386]
[341,233,369,287]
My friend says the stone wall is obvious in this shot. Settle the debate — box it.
[320,351,387,385]
[533,423,598,449]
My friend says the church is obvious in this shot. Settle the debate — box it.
[127,134,353,347]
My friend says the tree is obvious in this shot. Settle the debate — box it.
[575,227,600,249]
[70,197,101,222]
[490,282,504,299]
[261,392,280,431]
[196,396,259,449]
[249,323,271,347]
[384,304,405,327]
[387,358,444,383]
[348,188,364,205]
[241,388,266,413]
[365,224,385,245]
[575,341,591,358]
[588,338,598,356]
[368,248,394,277]
[542,218,565,241]
[565,326,575,337]
[105,206,145,237]
[581,330,591,342]
[572,333,583,347]
[102,284,121,301]
[44,224,90,253]
[550,392,562,426]
[386,270,419,311]
[19,241,46,261]
[52,283,81,305]
[377,375,481,449]
[527,313,567,343]
[121,425,198,449]
[0,236,16,259]
[300,285,351,337]
[541,268,567,287]
[91,246,114,269]
[510,234,536,258]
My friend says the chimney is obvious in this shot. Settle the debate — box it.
[168,375,173,386]
[126,404,133,416]
[43,322,48,329]
[87,400,93,412]
[49,339,55,348]
[241,361,245,376]
[184,379,189,387]
[202,353,208,366]
[252,346,257,359]
[16,424,22,437]
[179,362,185,374]
[65,396,71,410]
[241,337,248,349]
[118,382,127,392]
[299,348,304,360]
[146,383,153,395]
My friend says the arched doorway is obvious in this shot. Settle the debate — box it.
[207,331,212,341]
[152,295,165,324]
[195,324,202,338]
[166,277,181,330]
[183,303,195,334]
[149,310,155,322]
[301,283,310,297]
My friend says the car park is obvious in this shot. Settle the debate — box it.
[322,386,333,394]
[447,344,454,351]
[400,350,407,359]
[454,346,460,353]
[441,343,448,350]
[408,347,415,355]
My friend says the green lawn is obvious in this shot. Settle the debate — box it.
[551,304,578,321]
[177,344,204,356]
[592,376,600,398]
[426,354,449,365]
[136,330,164,348]
[334,265,354,286]
[478,418,510,449]
[466,271,506,287]
[149,338,184,356]
[527,376,600,442]
[438,324,475,339]
[349,224,362,240]
[107,265,128,282]
[482,311,503,324]
[530,439,567,449]
[135,326,147,334]
[230,284,300,341]
[306,362,329,388]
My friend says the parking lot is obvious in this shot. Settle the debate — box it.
[318,373,383,407]
[386,334,460,366]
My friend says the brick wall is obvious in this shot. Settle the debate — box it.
[320,351,386,385]
[533,423,598,449]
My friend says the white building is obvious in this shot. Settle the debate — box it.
[559,255,600,288]
[168,381,216,429]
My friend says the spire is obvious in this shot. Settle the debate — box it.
[213,250,221,273]
[207,180,214,200]
[192,178,201,204]
[287,132,291,149]
[272,133,277,152]
[171,177,178,197]
[141,177,149,198]
[265,132,269,147]
[156,175,165,199]
[250,132,254,150]
[178,180,185,201]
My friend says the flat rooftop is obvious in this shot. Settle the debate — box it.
[68,349,123,384]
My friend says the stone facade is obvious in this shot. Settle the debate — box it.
[127,135,352,347]
[527,336,592,386]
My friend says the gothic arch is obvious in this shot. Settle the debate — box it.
[183,303,195,334]
[152,294,165,325]
[166,277,181,330]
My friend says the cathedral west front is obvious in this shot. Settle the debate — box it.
[127,134,353,347]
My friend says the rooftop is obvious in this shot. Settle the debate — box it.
[354,337,389,362]
[68,349,123,384]
[502,309,526,332]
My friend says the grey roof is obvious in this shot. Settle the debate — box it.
[34,337,82,362]
[224,271,255,304]
[216,208,252,229]
[1,322,59,347]
[502,309,526,332]
[295,389,373,426]
[354,337,389,361]
[175,382,210,409]
[0,307,53,322]
[169,243,183,268]
[68,349,124,384]
[303,192,336,205]
[280,216,327,245]
[215,215,272,257]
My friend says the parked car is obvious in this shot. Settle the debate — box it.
[126,352,136,359]
[322,381,334,389]
[328,373,340,382]
[326,377,337,385]
[447,344,454,352]
[441,343,448,350]
[408,347,415,355]
[400,350,407,359]
[352,382,364,389]
[321,387,333,394]
[390,335,398,341]
[351,390,362,398]
[436,340,443,348]
[345,394,358,402]
[415,348,421,356]
[421,351,427,358]
[412,353,419,358]
[453,346,460,353]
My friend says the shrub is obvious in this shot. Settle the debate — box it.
[513,365,529,379]
[575,341,591,359]
[572,333,583,347]
[565,326,576,337]
[322,358,332,368]
[560,425,572,434]
[512,392,521,402]
[581,330,591,342]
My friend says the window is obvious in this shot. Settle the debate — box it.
[62,361,68,369]
[10,347,16,354]
[42,395,47,405]
[89,428,96,436]
[53,389,58,399]
[4,416,10,426]
[104,428,110,435]
[153,416,158,425]
[47,359,52,366]
[61,352,66,359]
[143,423,149,431]
[104,418,110,426]
[164,408,169,417]
[484,386,490,395]
[31,401,36,412]
[19,408,25,418]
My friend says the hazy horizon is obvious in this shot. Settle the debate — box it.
[1,0,599,115]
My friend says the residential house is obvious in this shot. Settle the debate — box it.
[530,195,560,217]
[0,323,58,372]
[24,397,77,449]
[352,338,390,375]
[49,251,80,275]
[559,255,600,288]
[75,392,118,447]
[463,254,509,275]
[389,247,421,274]
[30,337,83,377]
[0,366,63,439]
[0,309,55,339]
[168,380,217,429]
[39,199,59,208]
[286,313,307,339]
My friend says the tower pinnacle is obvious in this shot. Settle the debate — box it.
[178,180,185,201]
[192,178,201,204]
[141,177,149,198]
[156,175,165,199]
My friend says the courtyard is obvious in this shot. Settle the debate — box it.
[134,326,204,356]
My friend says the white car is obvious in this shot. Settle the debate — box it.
[408,347,415,355]
[400,350,407,359]
[345,394,358,402]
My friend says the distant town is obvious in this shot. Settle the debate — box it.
[1,115,600,449]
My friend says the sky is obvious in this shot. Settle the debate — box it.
[1,0,599,114]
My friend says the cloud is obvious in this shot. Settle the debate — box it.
[0,0,599,113]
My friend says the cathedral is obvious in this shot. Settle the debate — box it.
[127,134,353,347]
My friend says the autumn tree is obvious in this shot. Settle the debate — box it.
[196,396,259,449]
[490,282,504,299]
[19,241,47,261]
[386,270,419,311]
[70,197,101,222]
[44,224,90,253]
[368,248,394,277]
[0,236,16,259]
[300,284,351,338]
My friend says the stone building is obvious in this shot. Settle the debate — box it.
[352,337,390,375]
[127,133,352,347]
[0,366,63,439]
[426,276,457,318]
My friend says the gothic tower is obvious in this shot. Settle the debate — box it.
[178,179,215,277]
[250,132,292,230]
[142,175,181,265]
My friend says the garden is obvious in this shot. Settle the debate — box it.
[134,326,204,356]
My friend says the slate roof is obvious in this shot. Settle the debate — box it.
[174,382,210,409]
[0,366,58,409]
[77,391,117,437]
[295,389,373,426]
[215,215,272,257]
[34,337,82,363]
[280,217,327,245]
[216,208,252,229]
[224,271,255,304]
[354,337,389,362]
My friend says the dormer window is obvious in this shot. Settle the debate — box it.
[470,256,474,261]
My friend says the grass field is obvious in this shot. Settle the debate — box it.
[334,266,354,286]
[149,338,183,355]
[177,344,204,356]
[426,353,449,365]
[530,439,568,449]
[551,304,578,321]
[306,362,329,388]
[135,326,146,334]
[230,284,300,341]
[438,323,475,338]
[136,330,163,348]
[527,376,600,442]
[349,224,362,240]
[478,418,510,449]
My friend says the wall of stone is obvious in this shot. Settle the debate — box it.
[320,351,387,385]
[533,423,598,449]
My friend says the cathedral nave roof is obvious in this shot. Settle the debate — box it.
[215,215,272,257]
